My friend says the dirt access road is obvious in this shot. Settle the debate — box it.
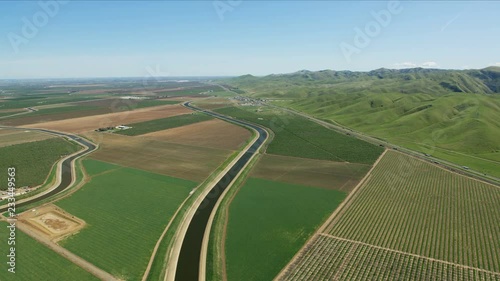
[0,126,97,212]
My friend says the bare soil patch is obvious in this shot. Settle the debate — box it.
[0,128,55,147]
[18,204,86,242]
[69,98,175,108]
[142,119,251,150]
[251,154,371,192]
[22,104,190,133]
[83,132,231,182]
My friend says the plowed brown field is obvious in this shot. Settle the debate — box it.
[251,154,371,192]
[83,132,231,182]
[23,104,190,133]
[0,128,54,147]
[141,119,251,150]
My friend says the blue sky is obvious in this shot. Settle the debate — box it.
[0,1,499,78]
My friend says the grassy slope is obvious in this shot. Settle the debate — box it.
[0,222,98,281]
[56,159,196,281]
[215,106,383,164]
[115,112,213,136]
[225,178,346,281]
[0,138,81,190]
[284,92,500,177]
[222,68,500,177]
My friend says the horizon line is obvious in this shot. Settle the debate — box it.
[2,66,499,81]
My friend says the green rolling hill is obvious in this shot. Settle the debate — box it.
[220,67,500,178]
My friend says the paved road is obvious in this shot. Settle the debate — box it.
[173,102,268,281]
[0,126,97,212]
[16,222,120,281]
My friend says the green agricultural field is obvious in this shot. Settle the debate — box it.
[0,95,104,110]
[0,99,179,126]
[0,105,99,120]
[0,99,181,126]
[326,151,500,273]
[225,178,347,281]
[115,112,213,136]
[209,90,236,97]
[215,106,383,164]
[56,159,196,280]
[0,221,98,281]
[26,105,99,116]
[281,235,500,281]
[0,138,81,190]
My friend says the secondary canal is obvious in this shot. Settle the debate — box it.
[0,127,96,212]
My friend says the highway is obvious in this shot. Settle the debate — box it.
[173,102,268,281]
[0,126,97,213]
[266,103,500,186]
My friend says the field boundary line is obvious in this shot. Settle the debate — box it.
[319,233,500,276]
[320,149,386,233]
[410,140,500,165]
[273,149,387,281]
[141,195,191,281]
[16,222,121,281]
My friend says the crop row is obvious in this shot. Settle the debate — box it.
[0,222,98,281]
[280,235,500,281]
[56,159,195,280]
[0,137,80,190]
[326,151,500,272]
